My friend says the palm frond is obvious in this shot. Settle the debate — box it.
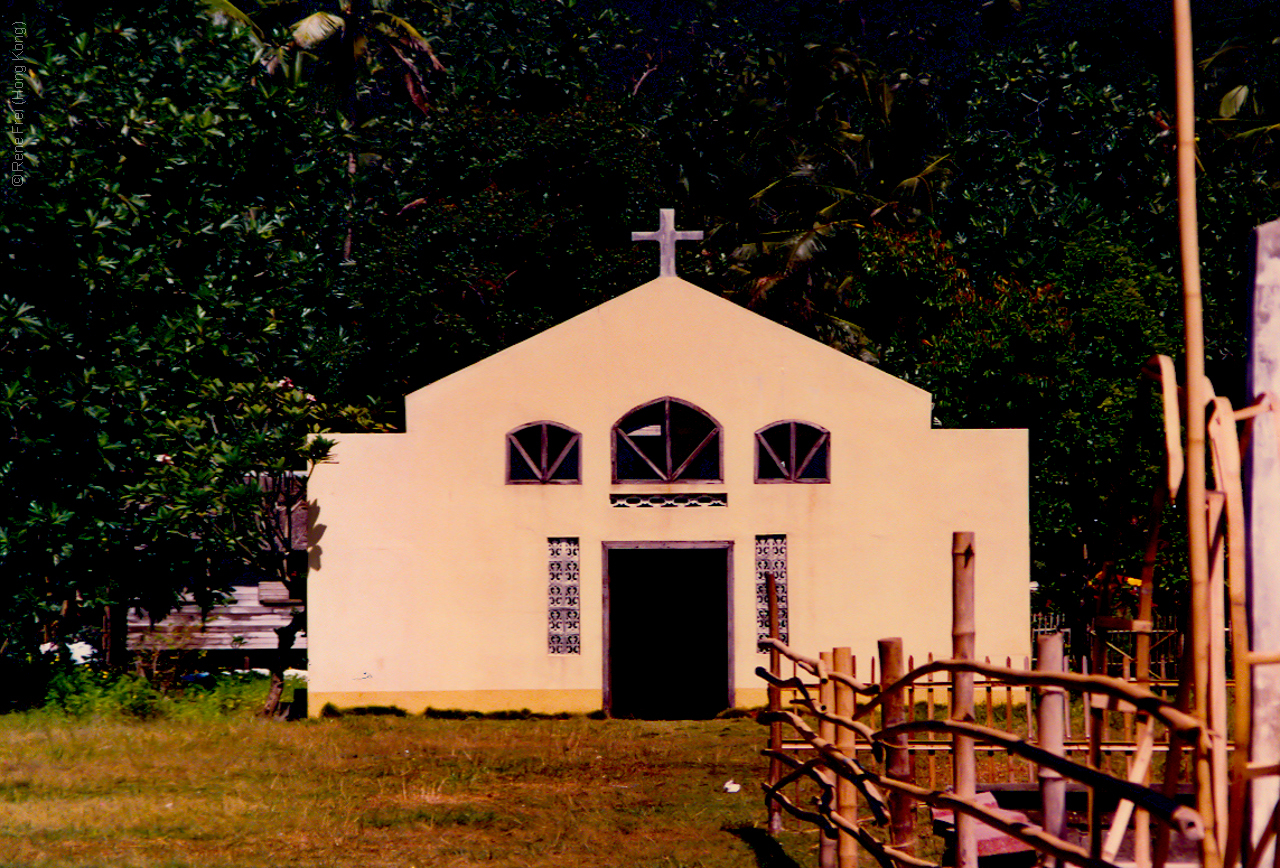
[385,40,432,114]
[200,0,266,44]
[291,12,345,49]
[371,10,427,50]
[915,153,953,178]
[785,226,827,269]
[750,176,790,201]
[372,10,445,71]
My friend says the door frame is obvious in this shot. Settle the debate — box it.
[601,540,735,717]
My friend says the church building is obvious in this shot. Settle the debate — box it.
[306,213,1030,718]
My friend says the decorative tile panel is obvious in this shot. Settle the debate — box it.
[548,537,581,654]
[610,493,727,508]
[755,534,789,650]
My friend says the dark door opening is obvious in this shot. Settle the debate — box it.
[604,544,732,719]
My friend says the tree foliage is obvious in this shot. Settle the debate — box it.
[5,0,1280,699]
[0,1,377,701]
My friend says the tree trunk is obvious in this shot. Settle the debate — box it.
[258,610,303,719]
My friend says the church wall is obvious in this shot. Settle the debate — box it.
[308,279,1030,715]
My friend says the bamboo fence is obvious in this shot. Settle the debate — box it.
[758,534,1212,868]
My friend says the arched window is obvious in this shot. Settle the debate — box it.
[755,421,830,483]
[612,397,722,483]
[507,422,581,484]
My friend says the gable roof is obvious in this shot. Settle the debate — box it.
[405,276,930,428]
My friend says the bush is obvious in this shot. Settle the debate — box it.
[105,675,166,720]
[29,667,290,721]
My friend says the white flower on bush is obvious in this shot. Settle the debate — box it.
[154,453,174,465]
[39,641,96,664]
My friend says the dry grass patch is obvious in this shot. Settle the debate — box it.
[0,713,812,867]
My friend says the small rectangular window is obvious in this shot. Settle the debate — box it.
[548,538,581,654]
[755,534,789,650]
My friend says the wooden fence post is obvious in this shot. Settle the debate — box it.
[1037,631,1067,868]
[952,532,977,868]
[820,650,838,868]
[835,646,859,868]
[880,637,915,863]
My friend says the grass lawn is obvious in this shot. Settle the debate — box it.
[0,709,816,868]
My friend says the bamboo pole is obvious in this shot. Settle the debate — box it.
[835,646,859,868]
[821,650,838,868]
[1105,721,1160,861]
[767,572,784,835]
[1207,490,1231,848]
[952,532,977,868]
[1090,615,1108,859]
[1210,394,1256,868]
[1155,631,1197,868]
[880,638,915,863]
[1135,481,1167,868]
[1172,0,1221,862]
[1039,632,1067,868]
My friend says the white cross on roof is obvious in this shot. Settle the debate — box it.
[631,209,703,277]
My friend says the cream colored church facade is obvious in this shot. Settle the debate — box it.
[307,276,1030,718]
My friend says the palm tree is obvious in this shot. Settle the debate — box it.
[204,0,446,260]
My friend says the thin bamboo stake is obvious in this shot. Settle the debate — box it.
[1207,490,1231,848]
[926,655,937,790]
[984,657,997,778]
[1172,0,1220,861]
[1136,479,1167,868]
[952,532,977,868]
[1090,618,1109,859]
[1155,630,1197,868]
[821,650,838,868]
[1104,721,1159,861]
[1123,657,1136,752]
[1004,659,1015,782]
[835,646,859,868]
[908,655,917,734]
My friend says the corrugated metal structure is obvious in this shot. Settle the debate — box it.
[127,477,309,666]
[128,580,305,653]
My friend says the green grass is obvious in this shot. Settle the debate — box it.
[9,674,1193,866]
[0,693,819,868]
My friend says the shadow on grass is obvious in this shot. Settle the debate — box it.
[724,825,803,868]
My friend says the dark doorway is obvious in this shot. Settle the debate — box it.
[604,543,733,719]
